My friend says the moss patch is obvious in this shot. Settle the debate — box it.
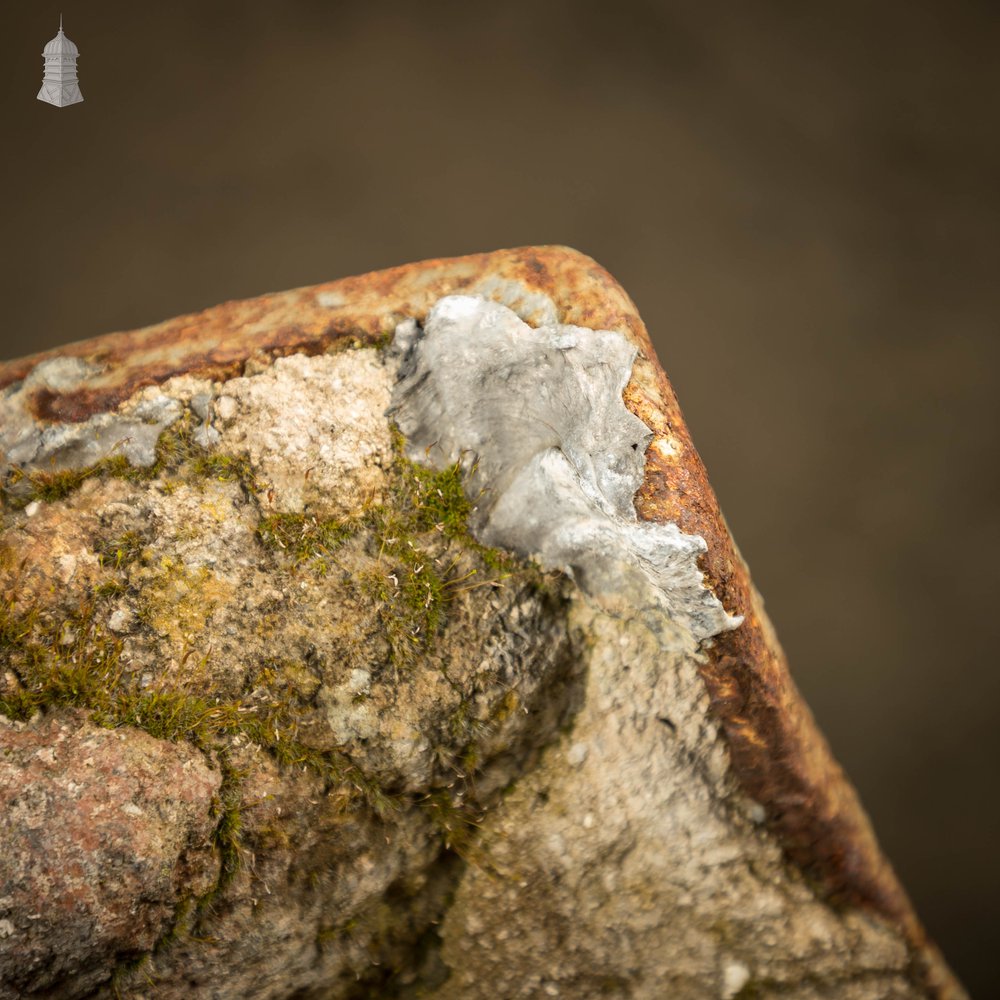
[256,512,356,565]
[96,530,146,571]
[0,403,548,825]
[256,426,525,670]
[189,452,261,494]
[0,592,399,800]
[419,789,490,868]
[0,387,567,994]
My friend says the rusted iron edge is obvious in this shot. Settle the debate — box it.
[0,245,962,997]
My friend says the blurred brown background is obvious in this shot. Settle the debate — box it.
[2,0,997,991]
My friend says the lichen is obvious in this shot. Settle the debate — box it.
[133,560,234,644]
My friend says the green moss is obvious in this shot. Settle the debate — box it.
[209,758,245,895]
[439,693,519,785]
[336,432,522,668]
[403,460,472,539]
[390,443,523,580]
[0,594,402,812]
[247,426,519,671]
[108,689,220,744]
[316,915,360,946]
[372,325,399,351]
[12,419,205,512]
[190,452,260,492]
[10,466,96,504]
[419,790,489,867]
[0,594,36,651]
[111,952,153,998]
[148,418,200,472]
[0,384,563,994]
[110,896,198,996]
[101,454,159,485]
[156,897,194,951]
[96,530,146,570]
[256,512,355,564]
[446,699,488,749]
[0,599,121,722]
[0,412,262,512]
[358,560,450,669]
[0,588,409,986]
[94,580,128,600]
[0,402,552,982]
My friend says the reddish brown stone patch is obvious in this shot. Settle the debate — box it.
[0,710,221,998]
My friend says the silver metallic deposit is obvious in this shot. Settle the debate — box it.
[389,295,742,647]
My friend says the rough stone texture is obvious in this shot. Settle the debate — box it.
[434,603,917,1000]
[0,248,966,999]
[0,343,578,997]
[0,711,221,1000]
[211,351,396,518]
[390,297,930,999]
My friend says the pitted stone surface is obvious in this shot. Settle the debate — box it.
[213,351,395,518]
[0,711,221,1000]
[0,249,963,999]
[388,296,922,1000]
[0,342,579,997]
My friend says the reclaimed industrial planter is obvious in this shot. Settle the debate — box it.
[0,248,966,998]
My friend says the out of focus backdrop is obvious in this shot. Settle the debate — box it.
[2,1,997,991]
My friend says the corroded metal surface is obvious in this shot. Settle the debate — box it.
[0,246,961,998]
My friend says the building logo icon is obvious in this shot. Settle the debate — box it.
[37,15,83,108]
